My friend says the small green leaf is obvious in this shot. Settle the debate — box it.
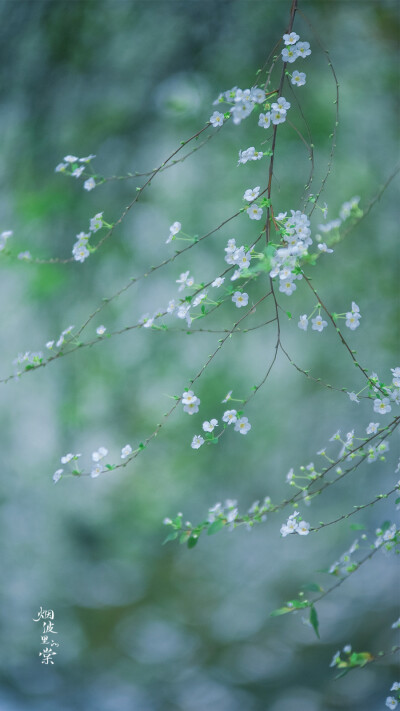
[286,311,292,319]
[270,606,293,617]
[187,536,198,549]
[162,531,178,545]
[309,605,320,639]
[207,519,225,535]
[301,582,324,593]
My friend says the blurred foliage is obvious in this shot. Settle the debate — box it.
[0,1,398,709]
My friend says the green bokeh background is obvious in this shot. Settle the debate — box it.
[0,1,399,709]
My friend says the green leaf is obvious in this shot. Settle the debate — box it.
[349,651,373,667]
[286,311,292,319]
[301,582,324,593]
[270,606,294,617]
[309,605,320,639]
[207,519,225,535]
[162,531,178,545]
[187,536,198,549]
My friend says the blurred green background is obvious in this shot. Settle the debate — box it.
[0,0,399,709]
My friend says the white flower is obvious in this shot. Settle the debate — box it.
[121,444,132,459]
[237,146,264,165]
[176,304,192,326]
[283,32,300,45]
[79,154,96,163]
[296,521,310,535]
[139,314,154,328]
[281,47,299,63]
[72,166,85,178]
[96,325,106,336]
[90,212,103,232]
[61,453,74,464]
[280,519,298,537]
[167,299,176,313]
[192,291,207,307]
[64,155,78,163]
[373,398,392,415]
[343,645,352,654]
[18,251,32,260]
[222,390,232,403]
[295,41,311,58]
[166,221,181,243]
[212,277,225,288]
[191,435,204,449]
[234,250,251,270]
[348,392,360,403]
[366,422,379,434]
[271,109,287,125]
[330,651,341,667]
[279,279,296,296]
[391,683,400,692]
[243,186,260,202]
[392,617,400,629]
[234,417,251,435]
[345,312,361,330]
[223,409,237,424]
[209,111,224,127]
[91,465,102,478]
[73,245,90,263]
[298,314,308,331]
[318,242,333,253]
[92,447,108,462]
[52,469,63,483]
[291,70,306,86]
[272,97,291,111]
[202,419,218,432]
[182,390,198,405]
[247,204,263,220]
[386,698,398,710]
[84,177,96,191]
[46,341,55,349]
[55,163,67,172]
[311,316,328,332]
[183,401,200,415]
[258,112,271,129]
[251,87,266,103]
[176,271,194,291]
[0,230,12,251]
[232,291,249,308]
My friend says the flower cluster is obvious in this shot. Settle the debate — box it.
[238,146,265,165]
[269,210,312,296]
[72,212,104,263]
[182,390,200,416]
[328,538,360,576]
[258,95,291,130]
[163,496,273,547]
[280,511,310,537]
[317,196,361,234]
[281,32,311,64]
[55,154,97,191]
[374,523,398,549]
[52,441,136,482]
[212,85,267,126]
[224,237,252,280]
